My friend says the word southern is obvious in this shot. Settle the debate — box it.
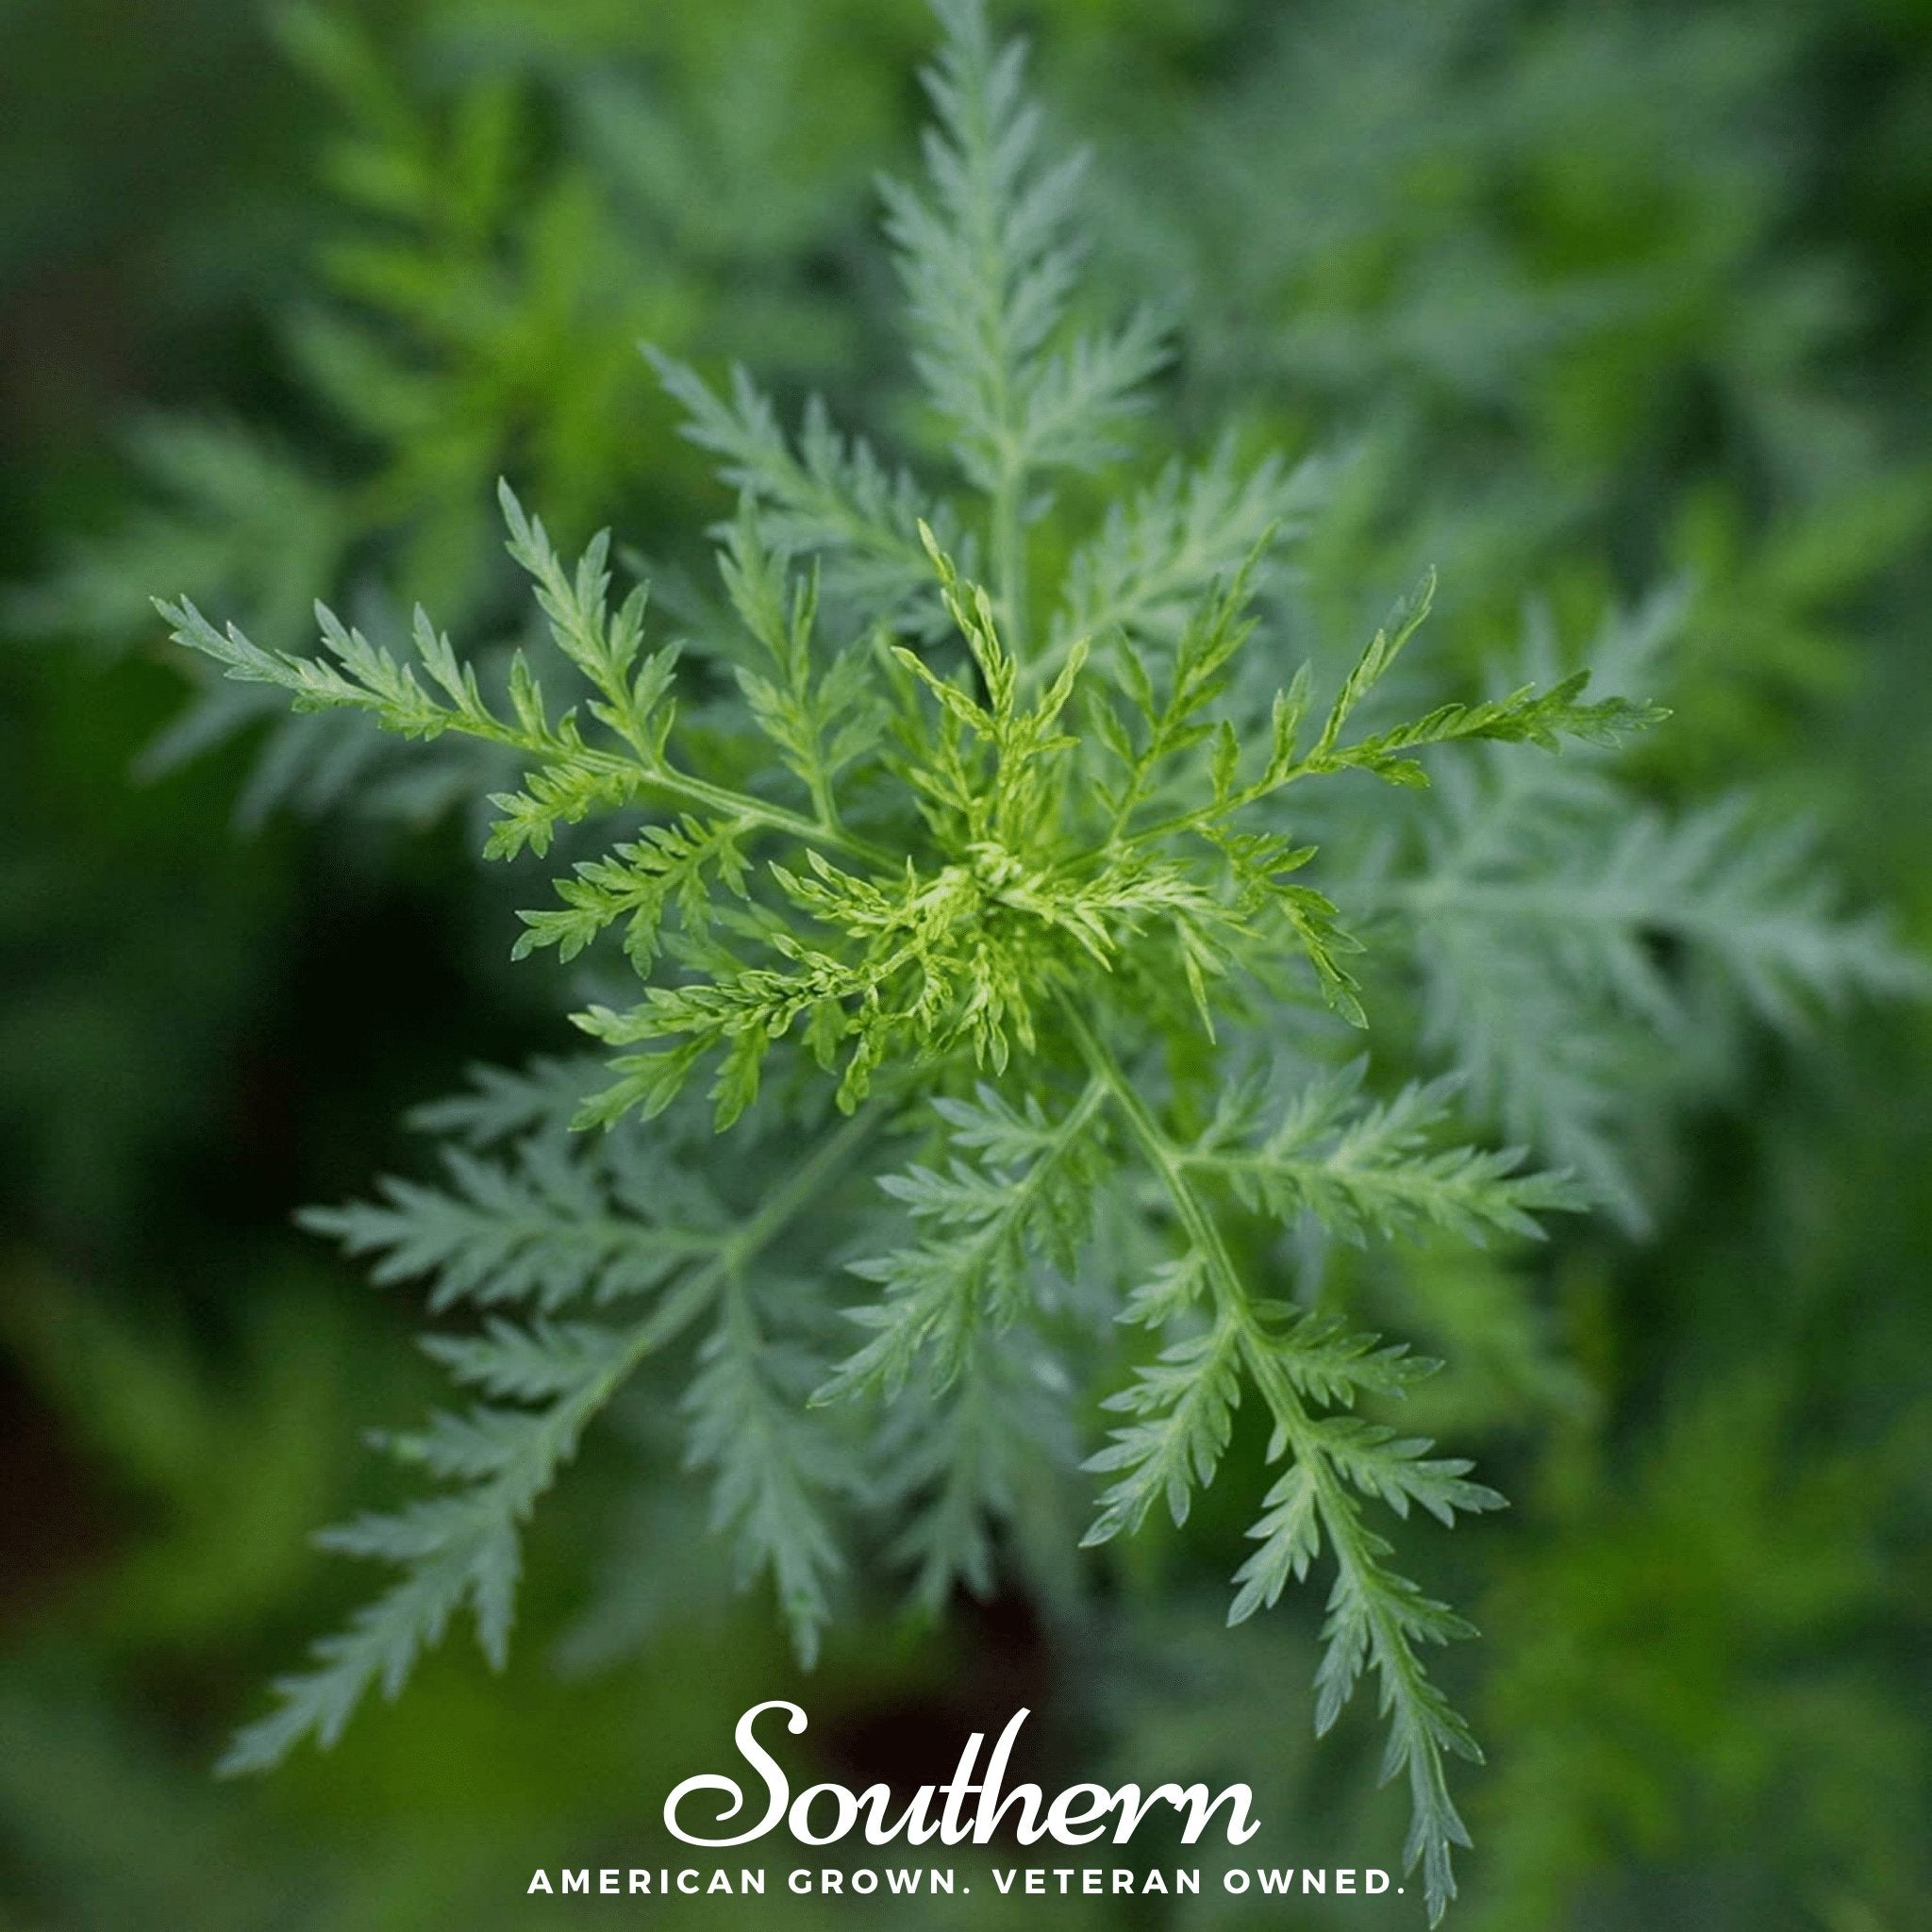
[663,1702,1262,1851]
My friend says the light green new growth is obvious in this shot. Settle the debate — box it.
[157,2,1918,1920]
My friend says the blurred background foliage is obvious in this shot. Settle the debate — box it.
[2,0,1928,1926]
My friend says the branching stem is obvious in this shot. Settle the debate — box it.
[1061,994,1474,1921]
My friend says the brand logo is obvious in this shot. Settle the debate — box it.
[662,1701,1262,1851]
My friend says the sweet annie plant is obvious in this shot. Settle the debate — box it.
[158,2,1916,1920]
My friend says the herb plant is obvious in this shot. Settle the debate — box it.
[155,3,1918,1921]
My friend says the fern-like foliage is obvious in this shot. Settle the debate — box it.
[221,1098,871,1774]
[158,5,1917,1920]
[9,2,880,826]
[1349,599,1931,1224]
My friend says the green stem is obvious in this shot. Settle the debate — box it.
[991,466,1028,659]
[654,761,889,869]
[1059,994,1473,1921]
[1058,1007,1357,1549]
[717,1108,876,1277]
[1064,999,1332,1447]
[564,1109,880,1461]
[519,736,890,870]
[1111,766,1311,855]
[1057,1002,1390,1646]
